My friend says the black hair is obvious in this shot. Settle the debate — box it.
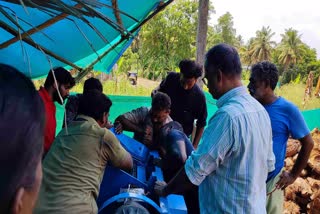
[44,67,75,89]
[152,92,171,111]
[179,59,203,78]
[205,43,242,76]
[78,91,112,121]
[0,64,45,212]
[251,61,279,90]
[83,77,103,93]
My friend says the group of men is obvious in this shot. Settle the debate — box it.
[0,43,314,214]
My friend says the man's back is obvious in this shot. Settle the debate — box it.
[185,86,274,214]
[35,115,129,213]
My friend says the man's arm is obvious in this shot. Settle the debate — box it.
[154,167,195,196]
[277,134,314,189]
[103,129,133,173]
[115,115,144,134]
[117,151,133,173]
[193,126,204,149]
[193,93,207,148]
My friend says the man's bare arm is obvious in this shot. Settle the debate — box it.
[115,115,144,134]
[277,134,314,189]
[193,126,204,149]
[154,167,195,196]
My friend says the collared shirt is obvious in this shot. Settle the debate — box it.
[35,115,129,213]
[185,86,275,214]
[122,107,172,149]
[38,86,56,154]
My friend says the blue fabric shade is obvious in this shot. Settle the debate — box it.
[0,0,171,79]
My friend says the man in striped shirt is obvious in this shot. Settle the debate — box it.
[154,43,275,214]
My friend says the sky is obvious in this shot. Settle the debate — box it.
[210,0,320,58]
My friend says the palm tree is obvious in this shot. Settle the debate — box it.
[277,28,305,69]
[249,26,276,63]
[240,38,254,67]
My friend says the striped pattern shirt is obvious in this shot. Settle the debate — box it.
[185,86,275,214]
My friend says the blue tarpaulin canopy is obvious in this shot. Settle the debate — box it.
[0,0,172,79]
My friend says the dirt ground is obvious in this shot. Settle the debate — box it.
[137,77,160,89]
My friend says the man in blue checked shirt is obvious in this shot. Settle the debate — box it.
[154,43,275,214]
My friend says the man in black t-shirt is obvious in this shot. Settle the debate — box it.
[152,59,207,148]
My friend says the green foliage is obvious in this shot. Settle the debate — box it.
[248,26,276,63]
[277,28,305,68]
[115,3,319,88]
[136,0,199,80]
[214,12,237,46]
[293,73,301,84]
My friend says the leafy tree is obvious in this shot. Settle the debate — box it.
[137,0,199,80]
[277,28,305,69]
[248,26,276,63]
[214,12,237,46]
[239,38,254,67]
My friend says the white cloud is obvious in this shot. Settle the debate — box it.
[210,0,320,58]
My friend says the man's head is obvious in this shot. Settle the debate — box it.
[179,59,202,90]
[151,92,171,126]
[204,43,242,99]
[0,64,45,214]
[44,67,75,104]
[78,91,112,127]
[248,61,279,103]
[83,77,103,94]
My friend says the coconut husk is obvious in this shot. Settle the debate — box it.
[285,157,294,170]
[311,128,320,136]
[283,201,300,214]
[285,178,312,200]
[308,190,320,214]
[286,139,301,157]
[308,146,320,175]
[307,177,320,191]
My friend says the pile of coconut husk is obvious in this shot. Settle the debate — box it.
[284,128,320,214]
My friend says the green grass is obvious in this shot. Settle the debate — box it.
[275,83,320,110]
[34,75,152,97]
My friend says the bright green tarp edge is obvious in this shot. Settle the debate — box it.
[55,94,319,135]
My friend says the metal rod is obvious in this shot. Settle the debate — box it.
[0,20,82,70]
[0,4,83,49]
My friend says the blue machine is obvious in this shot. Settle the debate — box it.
[97,128,187,214]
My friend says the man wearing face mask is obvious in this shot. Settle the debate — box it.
[152,60,207,148]
[38,67,75,156]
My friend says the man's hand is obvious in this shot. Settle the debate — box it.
[142,126,153,146]
[144,126,152,136]
[154,181,168,197]
[276,171,297,190]
[114,121,123,134]
[105,121,113,129]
